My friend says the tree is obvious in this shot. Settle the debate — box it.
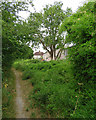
[59,2,96,118]
[15,44,33,59]
[28,2,72,60]
[1,1,33,69]
[59,2,96,83]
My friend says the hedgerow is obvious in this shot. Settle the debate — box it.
[59,2,95,118]
[13,56,95,118]
[13,59,94,118]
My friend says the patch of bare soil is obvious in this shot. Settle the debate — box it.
[12,68,41,118]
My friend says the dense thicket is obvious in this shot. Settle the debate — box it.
[1,1,33,70]
[13,59,95,118]
[1,1,33,118]
[58,2,96,118]
[2,1,96,119]
[60,2,96,83]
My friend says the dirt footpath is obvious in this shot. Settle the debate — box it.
[12,68,41,118]
[12,68,32,118]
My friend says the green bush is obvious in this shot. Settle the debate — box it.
[13,59,95,118]
[69,41,96,83]
[2,69,16,118]
[59,3,95,118]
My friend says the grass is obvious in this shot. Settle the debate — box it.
[13,59,76,118]
[13,59,95,118]
[0,89,2,119]
[2,68,16,118]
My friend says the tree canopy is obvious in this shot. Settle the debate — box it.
[28,2,72,60]
[59,2,96,82]
[1,1,33,69]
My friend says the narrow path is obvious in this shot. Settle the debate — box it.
[15,70,25,118]
[12,68,31,118]
[12,68,42,118]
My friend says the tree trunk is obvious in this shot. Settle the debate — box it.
[50,52,53,60]
[52,45,56,60]
[58,50,62,59]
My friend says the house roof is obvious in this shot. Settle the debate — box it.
[34,51,44,56]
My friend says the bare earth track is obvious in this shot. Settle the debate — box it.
[12,68,41,118]
[12,68,30,118]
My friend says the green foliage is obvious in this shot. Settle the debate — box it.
[28,2,72,60]
[3,1,95,118]
[14,59,95,118]
[60,2,96,83]
[59,2,95,118]
[31,112,36,117]
[1,1,34,70]
[16,44,33,59]
[13,59,76,118]
[71,83,95,118]
[2,69,16,118]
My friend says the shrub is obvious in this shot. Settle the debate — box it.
[13,59,95,118]
[2,69,16,118]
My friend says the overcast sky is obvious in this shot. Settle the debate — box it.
[19,0,87,53]
[19,0,87,20]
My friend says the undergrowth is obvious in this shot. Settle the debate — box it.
[13,59,95,118]
[2,69,16,118]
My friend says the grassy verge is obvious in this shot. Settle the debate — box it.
[13,59,95,118]
[13,59,76,118]
[2,68,16,118]
[0,89,2,119]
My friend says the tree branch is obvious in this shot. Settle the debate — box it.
[58,50,63,59]
[55,49,62,60]
[40,39,51,54]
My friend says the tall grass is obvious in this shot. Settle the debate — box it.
[13,59,95,118]
[2,69,16,118]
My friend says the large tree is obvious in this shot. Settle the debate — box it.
[59,2,96,83]
[1,1,33,69]
[59,2,96,118]
[28,2,72,60]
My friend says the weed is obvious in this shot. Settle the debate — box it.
[13,59,95,118]
[31,112,36,118]
[2,69,16,118]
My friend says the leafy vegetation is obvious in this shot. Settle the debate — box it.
[1,1,33,118]
[1,0,95,119]
[2,69,16,118]
[59,2,95,118]
[1,1,33,70]
[60,2,96,83]
[28,2,72,60]
[13,59,95,118]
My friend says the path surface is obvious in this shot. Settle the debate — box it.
[12,68,31,118]
[12,68,41,118]
[14,69,25,118]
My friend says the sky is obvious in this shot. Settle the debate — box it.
[18,0,87,53]
[19,0,87,20]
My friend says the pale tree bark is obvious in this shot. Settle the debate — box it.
[55,49,61,60]
[58,50,63,59]
[40,40,51,55]
[41,40,54,60]
[40,39,65,60]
